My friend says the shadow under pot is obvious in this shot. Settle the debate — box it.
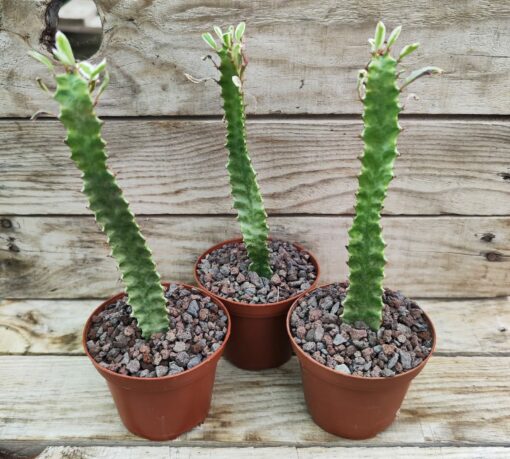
[83,282,231,441]
[286,282,436,439]
[194,238,320,371]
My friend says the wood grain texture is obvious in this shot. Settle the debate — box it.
[1,118,509,216]
[1,297,508,356]
[1,215,508,299]
[0,356,508,447]
[1,1,510,116]
[36,446,510,459]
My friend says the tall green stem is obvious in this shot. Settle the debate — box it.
[342,22,442,330]
[202,24,272,277]
[31,33,168,338]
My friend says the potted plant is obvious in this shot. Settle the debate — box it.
[287,22,442,439]
[193,23,320,371]
[29,33,231,440]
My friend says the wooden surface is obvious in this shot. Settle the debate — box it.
[1,1,509,458]
[0,356,509,454]
[1,215,509,299]
[2,118,510,216]
[0,297,509,458]
[35,446,510,459]
[1,0,510,116]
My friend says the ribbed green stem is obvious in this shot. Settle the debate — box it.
[341,22,441,330]
[342,54,400,330]
[54,72,168,338]
[214,33,271,277]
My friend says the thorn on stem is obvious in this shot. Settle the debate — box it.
[184,73,213,84]
[30,110,56,120]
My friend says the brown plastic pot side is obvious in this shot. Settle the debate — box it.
[194,238,320,371]
[82,282,231,441]
[286,283,437,440]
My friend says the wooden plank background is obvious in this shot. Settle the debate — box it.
[0,0,509,301]
[1,1,510,116]
[1,1,510,457]
[2,119,510,216]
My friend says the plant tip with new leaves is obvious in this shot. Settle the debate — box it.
[341,22,442,330]
[201,23,272,278]
[29,32,168,339]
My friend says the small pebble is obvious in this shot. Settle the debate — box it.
[155,365,168,377]
[335,364,351,374]
[187,355,202,369]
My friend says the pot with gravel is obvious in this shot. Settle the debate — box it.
[30,35,230,440]
[193,24,320,370]
[287,22,441,439]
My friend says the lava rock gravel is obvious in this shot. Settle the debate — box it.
[86,284,228,378]
[290,283,433,377]
[196,239,317,304]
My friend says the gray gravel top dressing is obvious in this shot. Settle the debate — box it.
[197,239,317,304]
[86,284,228,378]
[290,283,433,377]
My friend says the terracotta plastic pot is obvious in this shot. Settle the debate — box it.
[286,284,436,439]
[194,238,320,371]
[83,282,231,441]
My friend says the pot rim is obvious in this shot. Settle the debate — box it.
[286,282,437,382]
[82,281,232,382]
[193,237,321,309]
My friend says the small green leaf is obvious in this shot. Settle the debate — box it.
[214,26,223,41]
[78,61,94,77]
[400,66,443,90]
[373,21,386,50]
[55,31,75,66]
[235,22,246,41]
[28,51,54,71]
[52,49,72,67]
[399,42,419,60]
[387,25,402,49]
[202,33,218,50]
[90,59,107,79]
[223,32,232,47]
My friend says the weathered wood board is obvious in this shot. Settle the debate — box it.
[35,446,510,459]
[0,1,509,458]
[1,216,509,299]
[1,297,508,356]
[1,1,510,116]
[1,118,509,216]
[0,356,509,448]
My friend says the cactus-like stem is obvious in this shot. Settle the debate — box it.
[30,33,168,338]
[342,22,442,330]
[202,24,272,278]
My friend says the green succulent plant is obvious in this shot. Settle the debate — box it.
[30,32,168,339]
[342,22,442,330]
[202,23,272,278]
